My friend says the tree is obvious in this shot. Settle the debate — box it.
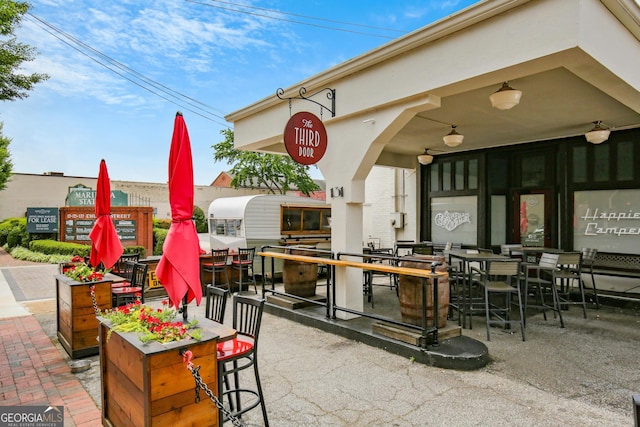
[0,1,49,190]
[212,128,321,196]
[0,0,49,101]
[0,123,11,190]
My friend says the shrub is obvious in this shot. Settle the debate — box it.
[124,245,146,258]
[153,228,168,256]
[193,205,207,233]
[1,217,27,248]
[6,228,23,249]
[0,218,22,246]
[153,218,172,230]
[29,239,91,257]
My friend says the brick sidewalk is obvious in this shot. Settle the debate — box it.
[0,248,102,426]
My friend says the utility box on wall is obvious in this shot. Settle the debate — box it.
[59,206,154,257]
[390,212,405,229]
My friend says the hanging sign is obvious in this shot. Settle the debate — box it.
[283,111,327,165]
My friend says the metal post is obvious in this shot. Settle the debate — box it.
[421,277,428,349]
[432,275,439,346]
[633,394,640,427]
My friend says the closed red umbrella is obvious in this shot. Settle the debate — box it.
[89,159,124,269]
[156,112,202,311]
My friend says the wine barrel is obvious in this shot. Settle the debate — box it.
[398,255,449,328]
[283,246,318,297]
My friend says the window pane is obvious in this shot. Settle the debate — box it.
[442,162,451,191]
[572,146,587,183]
[617,140,633,181]
[593,144,609,182]
[490,195,506,245]
[521,154,545,187]
[430,164,439,192]
[489,157,507,189]
[302,209,321,231]
[430,195,477,245]
[282,208,301,231]
[455,160,465,190]
[468,159,478,189]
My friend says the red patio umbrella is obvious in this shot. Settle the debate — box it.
[155,112,202,312]
[89,159,124,269]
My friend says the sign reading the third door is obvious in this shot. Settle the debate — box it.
[283,111,327,165]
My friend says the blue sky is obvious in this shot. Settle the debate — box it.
[3,0,477,185]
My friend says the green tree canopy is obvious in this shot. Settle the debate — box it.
[0,0,48,101]
[212,128,321,196]
[0,0,49,191]
[0,123,11,190]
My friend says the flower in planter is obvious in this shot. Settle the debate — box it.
[100,297,202,344]
[64,262,106,282]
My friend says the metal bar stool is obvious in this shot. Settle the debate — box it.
[202,248,230,291]
[231,248,257,294]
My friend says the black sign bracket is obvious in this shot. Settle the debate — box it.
[276,87,336,119]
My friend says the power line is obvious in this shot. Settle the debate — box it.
[26,13,231,127]
[185,0,399,39]
[202,0,404,34]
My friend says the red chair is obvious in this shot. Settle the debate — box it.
[217,295,268,426]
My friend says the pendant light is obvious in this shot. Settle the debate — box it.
[489,81,522,110]
[585,121,610,144]
[417,149,434,165]
[443,125,464,147]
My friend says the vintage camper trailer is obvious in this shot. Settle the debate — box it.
[207,194,331,276]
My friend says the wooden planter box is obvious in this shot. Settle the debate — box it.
[56,274,113,358]
[99,317,231,427]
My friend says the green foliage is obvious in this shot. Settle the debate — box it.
[4,217,26,248]
[193,205,207,233]
[153,218,171,230]
[0,1,49,102]
[0,217,22,245]
[8,246,71,263]
[212,128,321,196]
[6,227,22,248]
[153,228,168,256]
[29,239,91,257]
[0,123,12,190]
[124,245,146,258]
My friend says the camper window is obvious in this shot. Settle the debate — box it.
[213,219,242,237]
[303,210,321,231]
[282,208,302,232]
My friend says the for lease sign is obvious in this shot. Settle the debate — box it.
[26,207,59,233]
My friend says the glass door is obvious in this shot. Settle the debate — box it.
[514,191,552,248]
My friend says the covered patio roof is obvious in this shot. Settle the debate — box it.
[226,0,640,169]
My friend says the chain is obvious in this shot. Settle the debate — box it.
[89,285,100,317]
[181,350,245,427]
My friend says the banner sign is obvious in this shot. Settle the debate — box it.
[66,184,128,207]
[26,207,59,233]
[283,111,327,165]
